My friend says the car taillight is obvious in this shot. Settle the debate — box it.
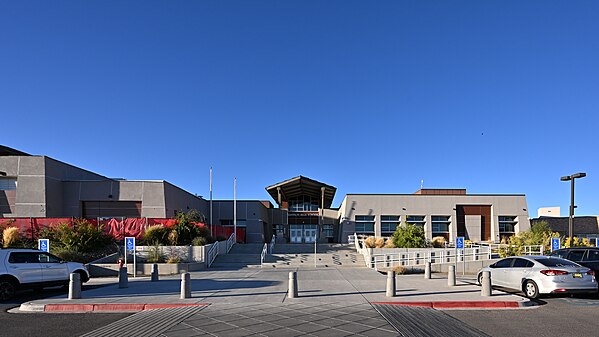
[587,270,595,276]
[540,269,569,276]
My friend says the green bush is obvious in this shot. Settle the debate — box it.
[192,237,207,246]
[392,223,428,248]
[173,209,206,245]
[146,245,166,263]
[143,225,169,245]
[500,220,560,257]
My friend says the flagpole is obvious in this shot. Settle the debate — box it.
[209,166,213,237]
[233,177,237,242]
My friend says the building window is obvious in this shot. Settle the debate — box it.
[0,178,17,190]
[220,219,247,227]
[355,215,375,234]
[323,224,334,238]
[288,195,319,212]
[431,216,450,236]
[498,216,517,237]
[381,215,400,235]
[406,215,426,228]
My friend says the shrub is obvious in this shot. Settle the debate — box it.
[374,237,385,248]
[216,235,227,242]
[146,245,165,263]
[3,227,21,248]
[52,247,88,263]
[173,209,206,245]
[564,237,593,248]
[500,220,560,257]
[384,238,396,248]
[167,255,182,264]
[192,237,207,246]
[143,225,168,245]
[392,223,428,248]
[431,236,446,248]
[364,237,377,248]
[392,265,406,275]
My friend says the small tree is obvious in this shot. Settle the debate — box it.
[501,220,560,257]
[173,209,206,245]
[392,223,428,248]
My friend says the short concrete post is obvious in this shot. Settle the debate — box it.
[481,271,492,296]
[386,271,396,297]
[151,264,159,282]
[448,265,456,286]
[424,262,431,279]
[180,272,191,299]
[288,271,298,298]
[68,273,81,299]
[118,266,128,288]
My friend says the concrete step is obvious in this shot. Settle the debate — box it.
[272,244,356,254]
[228,243,265,254]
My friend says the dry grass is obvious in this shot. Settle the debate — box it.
[384,238,396,248]
[375,237,385,248]
[392,265,406,274]
[364,236,377,248]
[3,227,21,248]
[431,236,446,248]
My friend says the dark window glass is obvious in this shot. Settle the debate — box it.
[536,258,579,267]
[549,250,569,259]
[584,250,599,262]
[38,253,61,263]
[567,250,586,262]
[8,252,38,264]
[513,258,531,268]
[495,258,514,268]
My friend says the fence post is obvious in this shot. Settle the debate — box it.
[386,271,396,297]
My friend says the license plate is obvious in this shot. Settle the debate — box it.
[572,273,583,278]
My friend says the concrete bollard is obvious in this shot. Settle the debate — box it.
[481,271,492,297]
[68,273,81,299]
[151,264,159,282]
[288,271,298,298]
[424,262,431,279]
[118,266,128,288]
[180,272,191,299]
[386,271,396,297]
[448,265,456,286]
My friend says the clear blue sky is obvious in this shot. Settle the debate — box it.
[1,1,598,216]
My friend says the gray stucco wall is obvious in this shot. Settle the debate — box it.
[338,194,530,243]
[211,200,270,243]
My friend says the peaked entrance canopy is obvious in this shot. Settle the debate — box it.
[265,176,337,209]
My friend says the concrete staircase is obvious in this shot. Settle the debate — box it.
[209,243,264,269]
[263,244,366,268]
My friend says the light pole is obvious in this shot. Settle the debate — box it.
[560,172,586,244]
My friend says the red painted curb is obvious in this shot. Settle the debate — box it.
[371,301,522,309]
[43,303,209,312]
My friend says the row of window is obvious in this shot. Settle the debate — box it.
[288,195,320,212]
[354,215,518,235]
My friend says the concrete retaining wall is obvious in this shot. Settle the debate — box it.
[88,262,206,277]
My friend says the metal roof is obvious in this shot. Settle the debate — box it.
[265,176,337,208]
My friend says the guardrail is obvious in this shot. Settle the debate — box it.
[206,241,219,268]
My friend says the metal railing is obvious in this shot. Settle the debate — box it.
[206,241,219,268]
[226,232,236,253]
[260,243,268,266]
[268,234,276,254]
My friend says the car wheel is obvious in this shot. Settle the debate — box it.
[524,280,540,299]
[477,273,483,286]
[0,279,17,301]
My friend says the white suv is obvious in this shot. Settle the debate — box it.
[0,249,90,301]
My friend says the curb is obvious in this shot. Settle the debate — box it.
[371,300,537,309]
[19,302,209,313]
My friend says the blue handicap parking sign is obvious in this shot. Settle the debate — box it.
[456,237,464,249]
[125,237,135,251]
[38,239,49,253]
[551,238,560,251]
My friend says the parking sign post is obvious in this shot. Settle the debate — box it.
[125,237,136,277]
[456,237,464,274]
[38,239,49,253]
[551,238,560,252]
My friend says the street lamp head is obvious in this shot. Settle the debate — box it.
[572,172,586,179]
[560,176,571,181]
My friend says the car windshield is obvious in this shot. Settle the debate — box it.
[536,257,580,267]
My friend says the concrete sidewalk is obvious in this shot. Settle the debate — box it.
[19,267,531,312]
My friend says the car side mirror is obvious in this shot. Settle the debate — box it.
[489,263,496,268]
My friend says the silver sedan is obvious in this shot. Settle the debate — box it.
[477,256,597,298]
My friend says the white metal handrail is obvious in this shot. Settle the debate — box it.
[226,232,235,253]
[268,234,275,254]
[206,241,219,268]
[260,243,268,266]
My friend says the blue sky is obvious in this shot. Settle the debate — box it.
[1,1,598,216]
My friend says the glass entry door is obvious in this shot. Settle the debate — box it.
[290,225,303,243]
[304,225,317,243]
[289,225,318,243]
